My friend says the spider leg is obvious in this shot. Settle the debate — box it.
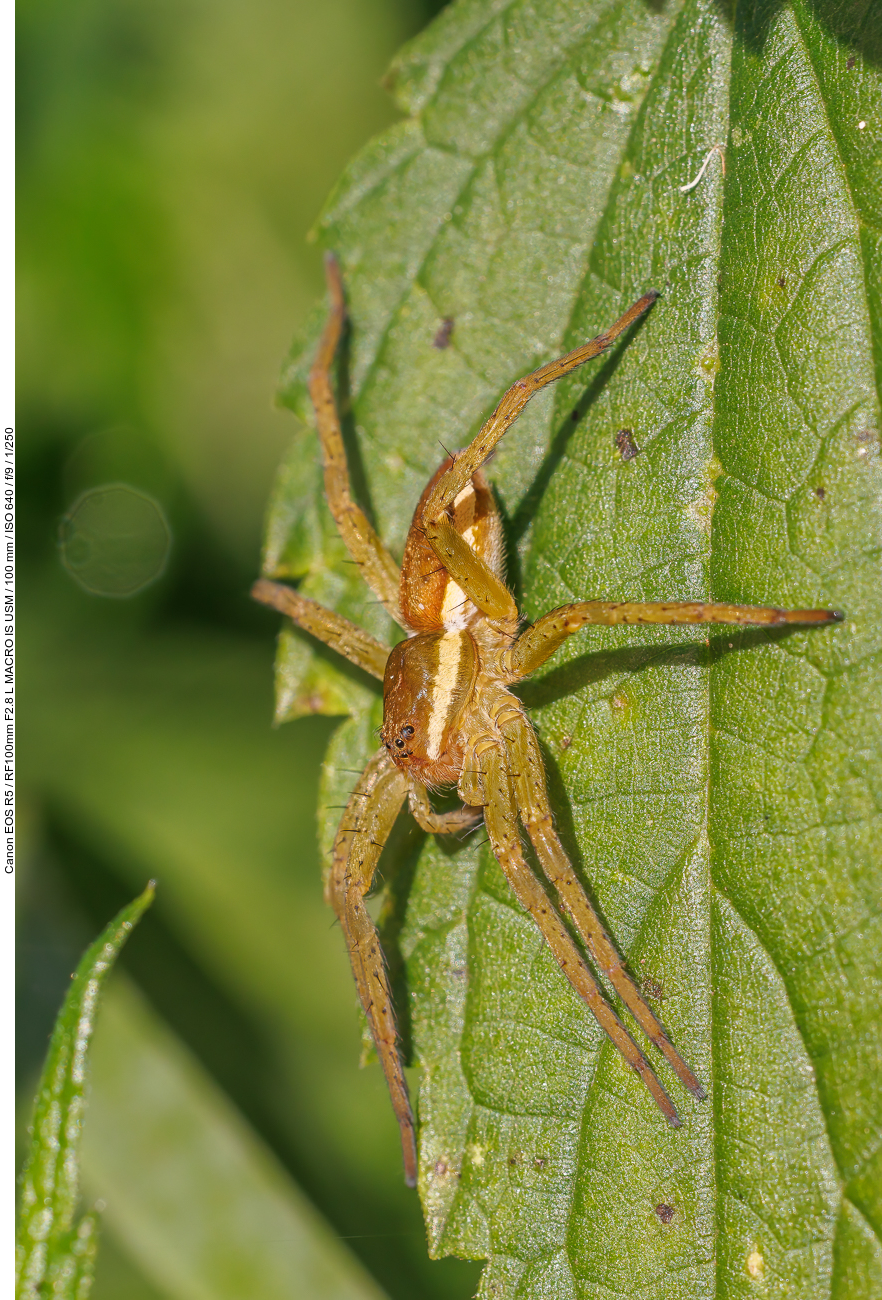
[475,739,681,1125]
[506,599,843,678]
[327,749,416,1184]
[498,707,706,1101]
[418,293,658,620]
[252,578,390,679]
[310,254,403,624]
[408,781,482,835]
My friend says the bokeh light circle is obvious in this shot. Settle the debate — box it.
[59,484,172,597]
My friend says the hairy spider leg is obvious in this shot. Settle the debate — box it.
[409,783,482,835]
[472,740,681,1125]
[497,703,705,1100]
[507,600,843,677]
[418,291,659,621]
[311,253,403,623]
[251,578,390,680]
[326,749,417,1185]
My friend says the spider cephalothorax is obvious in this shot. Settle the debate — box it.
[380,631,476,785]
[254,254,841,1187]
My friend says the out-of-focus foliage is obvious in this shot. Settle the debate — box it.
[17,1,480,1298]
[16,885,153,1300]
[82,979,389,1300]
[263,0,882,1296]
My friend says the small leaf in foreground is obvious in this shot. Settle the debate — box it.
[15,882,155,1300]
[81,979,391,1300]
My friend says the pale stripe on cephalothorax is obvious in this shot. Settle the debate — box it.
[426,632,466,759]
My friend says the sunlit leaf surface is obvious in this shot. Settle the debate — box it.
[263,0,882,1294]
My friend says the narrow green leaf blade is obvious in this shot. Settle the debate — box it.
[16,883,155,1300]
[45,1212,101,1300]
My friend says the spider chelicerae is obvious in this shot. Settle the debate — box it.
[254,254,840,1187]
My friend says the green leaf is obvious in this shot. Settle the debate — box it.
[264,0,882,1294]
[81,978,390,1300]
[16,883,155,1300]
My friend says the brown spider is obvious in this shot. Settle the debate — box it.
[253,254,841,1187]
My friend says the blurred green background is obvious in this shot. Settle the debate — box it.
[16,0,482,1295]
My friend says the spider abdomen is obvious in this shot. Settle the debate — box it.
[381,629,478,786]
[399,458,505,633]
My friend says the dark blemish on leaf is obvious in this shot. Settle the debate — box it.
[642,976,665,1001]
[814,486,826,500]
[560,735,572,750]
[847,55,856,69]
[433,318,454,349]
[571,409,580,422]
[508,1154,520,1167]
[655,1204,676,1224]
[533,1156,547,1170]
[615,428,641,461]
[855,429,879,461]
[777,275,786,289]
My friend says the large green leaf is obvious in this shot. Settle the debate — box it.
[264,0,882,1294]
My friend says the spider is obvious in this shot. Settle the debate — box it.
[253,254,841,1187]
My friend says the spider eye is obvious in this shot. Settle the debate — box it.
[395,738,404,747]
[403,725,415,735]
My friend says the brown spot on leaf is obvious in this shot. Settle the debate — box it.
[655,1204,676,1224]
[433,318,454,349]
[615,428,641,461]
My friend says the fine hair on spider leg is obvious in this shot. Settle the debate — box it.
[253,252,842,1184]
